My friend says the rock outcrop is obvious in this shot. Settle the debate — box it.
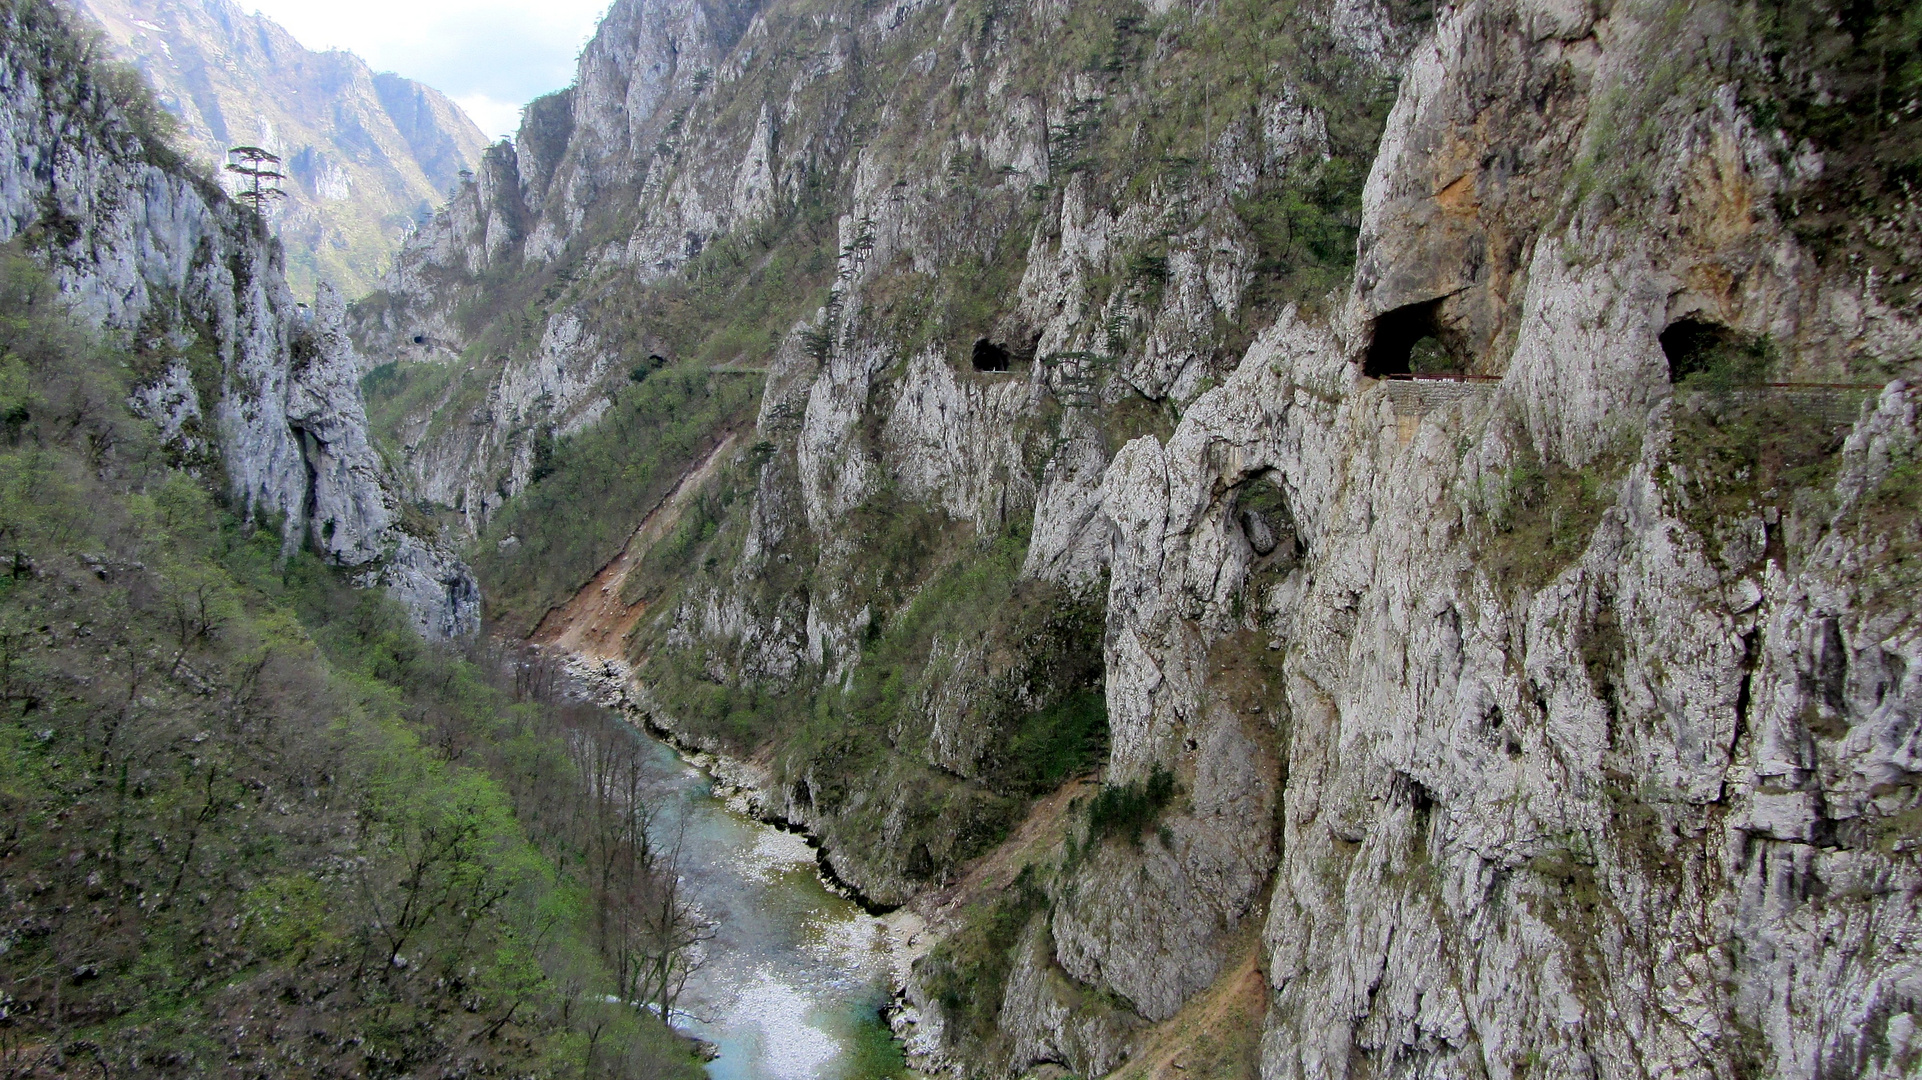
[79,0,490,297]
[357,0,1922,1075]
[1,0,477,638]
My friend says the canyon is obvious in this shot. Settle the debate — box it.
[80,0,490,296]
[349,0,1922,1074]
[3,0,1921,1074]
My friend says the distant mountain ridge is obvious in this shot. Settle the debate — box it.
[78,0,490,298]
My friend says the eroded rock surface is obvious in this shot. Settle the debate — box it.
[0,3,477,637]
[355,0,1922,1074]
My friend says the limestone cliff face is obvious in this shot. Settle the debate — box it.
[349,0,771,528]
[362,0,1922,1074]
[78,0,490,298]
[1,0,477,638]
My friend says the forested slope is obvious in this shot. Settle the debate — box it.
[0,1,710,1073]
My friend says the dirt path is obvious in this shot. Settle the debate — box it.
[530,433,739,661]
[1107,941,1266,1080]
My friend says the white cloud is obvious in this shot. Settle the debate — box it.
[246,0,608,137]
[454,94,526,143]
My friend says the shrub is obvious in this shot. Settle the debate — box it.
[917,865,1046,1043]
[1085,764,1177,846]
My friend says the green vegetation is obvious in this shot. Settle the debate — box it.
[0,248,703,1077]
[1,0,195,180]
[1652,325,1869,577]
[591,189,841,368]
[1059,0,1398,320]
[1476,437,1631,597]
[1003,689,1109,794]
[1662,365,1855,579]
[1234,155,1374,315]
[834,525,1108,794]
[365,157,853,634]
[364,0,1409,917]
[1084,764,1178,847]
[1664,322,1774,392]
[627,502,1108,890]
[917,866,1047,1043]
[1561,0,1922,311]
[360,360,457,461]
[473,362,761,633]
[1744,0,1922,309]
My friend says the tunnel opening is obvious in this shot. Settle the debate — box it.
[972,338,1012,372]
[1660,317,1767,387]
[1363,299,1457,378]
[411,334,425,345]
[630,353,671,383]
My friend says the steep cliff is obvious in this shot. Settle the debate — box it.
[356,0,1922,1075]
[2,0,477,637]
[78,0,490,297]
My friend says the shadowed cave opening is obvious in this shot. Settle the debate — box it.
[1659,317,1770,385]
[1660,318,1729,383]
[1363,298,1456,377]
[1235,471,1301,566]
[972,338,1012,372]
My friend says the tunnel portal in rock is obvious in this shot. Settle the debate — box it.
[972,338,1012,372]
[1363,299,1456,377]
[1660,317,1750,384]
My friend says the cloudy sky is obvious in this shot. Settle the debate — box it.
[245,0,611,139]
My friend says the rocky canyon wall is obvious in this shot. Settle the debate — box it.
[355,0,1922,1075]
[78,0,492,297]
[1,0,477,637]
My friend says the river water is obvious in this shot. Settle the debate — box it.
[630,732,907,1080]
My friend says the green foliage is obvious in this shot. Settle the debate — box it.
[617,449,769,616]
[1663,392,1850,575]
[1652,327,1867,577]
[917,866,1046,1043]
[1477,438,1630,597]
[360,359,457,462]
[0,246,701,1078]
[635,509,1105,889]
[1234,156,1372,313]
[1744,0,1922,305]
[0,0,197,185]
[474,362,761,633]
[1665,323,1774,392]
[1025,0,1399,328]
[1000,689,1109,794]
[1084,764,1177,846]
[831,522,1108,796]
[1407,335,1454,374]
[239,874,332,962]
